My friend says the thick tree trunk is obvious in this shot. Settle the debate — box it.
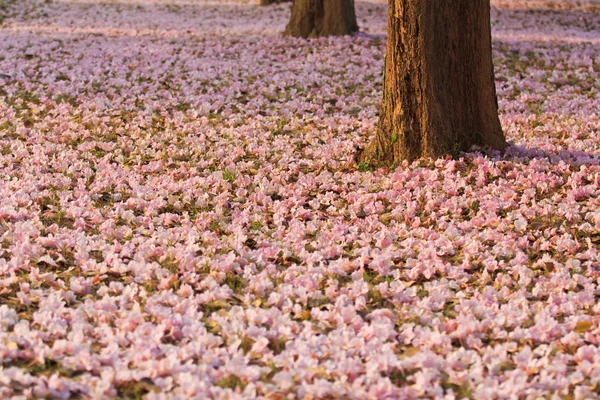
[284,0,358,38]
[360,0,506,165]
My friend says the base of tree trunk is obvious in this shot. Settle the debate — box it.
[360,0,507,166]
[284,0,358,38]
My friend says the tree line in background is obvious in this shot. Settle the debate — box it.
[261,0,507,165]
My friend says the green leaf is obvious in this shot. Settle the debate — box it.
[223,169,235,183]
[358,162,372,172]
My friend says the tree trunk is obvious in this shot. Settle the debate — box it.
[360,0,506,165]
[284,0,358,38]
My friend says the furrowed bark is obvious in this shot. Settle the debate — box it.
[284,0,358,38]
[360,0,506,165]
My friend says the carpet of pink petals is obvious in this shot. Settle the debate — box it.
[1,0,600,398]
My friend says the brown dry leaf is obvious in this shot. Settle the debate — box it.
[295,310,311,321]
[575,320,593,333]
[307,367,329,377]
[380,212,394,224]
[399,346,420,359]
[205,320,221,334]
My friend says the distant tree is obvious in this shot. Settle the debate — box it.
[284,0,358,38]
[359,0,507,165]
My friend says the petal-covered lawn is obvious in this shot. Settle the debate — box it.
[1,0,600,398]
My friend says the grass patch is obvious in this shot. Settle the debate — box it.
[268,336,288,355]
[223,169,236,183]
[216,375,246,391]
[358,162,374,172]
[223,273,247,295]
[3,358,83,379]
[386,367,417,386]
[239,336,255,355]
[116,379,159,399]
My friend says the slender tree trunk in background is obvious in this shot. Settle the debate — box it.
[284,0,358,38]
[360,0,506,165]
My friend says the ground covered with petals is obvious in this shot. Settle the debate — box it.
[1,0,600,398]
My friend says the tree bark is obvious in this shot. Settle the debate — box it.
[284,0,358,38]
[360,0,506,165]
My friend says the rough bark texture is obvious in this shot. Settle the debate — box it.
[284,0,358,38]
[360,0,506,165]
